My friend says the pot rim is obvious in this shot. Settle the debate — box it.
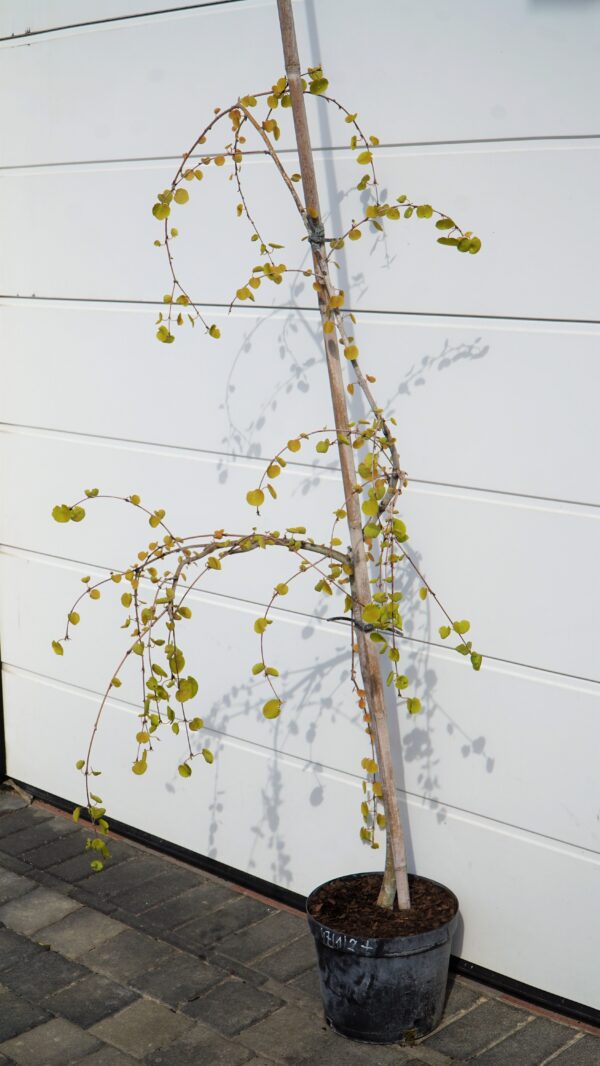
[306,870,459,955]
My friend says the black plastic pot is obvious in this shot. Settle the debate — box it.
[306,872,458,1044]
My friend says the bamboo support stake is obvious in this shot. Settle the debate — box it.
[276,0,410,911]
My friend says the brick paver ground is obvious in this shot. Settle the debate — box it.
[0,786,598,1066]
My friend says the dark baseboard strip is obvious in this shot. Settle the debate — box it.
[10,778,600,1029]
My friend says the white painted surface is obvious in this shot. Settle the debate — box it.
[3,1,600,161]
[3,144,600,321]
[1,0,599,1009]
[3,301,600,504]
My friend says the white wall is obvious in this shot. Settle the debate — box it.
[1,0,600,1008]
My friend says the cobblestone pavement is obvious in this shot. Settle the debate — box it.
[0,788,598,1065]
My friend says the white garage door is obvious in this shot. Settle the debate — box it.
[1,0,599,1010]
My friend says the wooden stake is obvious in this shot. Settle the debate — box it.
[276,0,410,910]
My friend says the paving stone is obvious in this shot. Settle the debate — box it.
[169,896,275,952]
[73,1047,140,1065]
[0,886,81,935]
[35,906,125,958]
[423,998,524,1058]
[128,885,214,934]
[43,972,139,1028]
[0,807,52,839]
[0,854,30,877]
[182,976,284,1035]
[109,866,201,915]
[550,1034,600,1065]
[218,911,305,966]
[81,928,180,982]
[208,949,270,987]
[0,816,79,857]
[0,928,48,972]
[73,887,120,913]
[27,867,77,894]
[183,876,244,910]
[134,878,238,932]
[0,1016,101,1065]
[0,987,51,1041]
[77,857,171,899]
[245,1060,288,1066]
[131,951,226,1007]
[90,999,192,1059]
[21,829,91,870]
[244,1061,280,1066]
[443,975,483,1017]
[0,870,35,907]
[147,1021,253,1066]
[1,949,88,1000]
[472,1014,577,1063]
[0,791,29,814]
[255,934,317,983]
[48,842,133,885]
[289,966,322,1001]
[237,1004,410,1065]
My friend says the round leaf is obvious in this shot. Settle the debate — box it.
[262,699,282,720]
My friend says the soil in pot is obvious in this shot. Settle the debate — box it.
[306,872,458,1044]
[309,872,456,938]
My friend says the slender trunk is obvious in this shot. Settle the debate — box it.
[276,0,410,910]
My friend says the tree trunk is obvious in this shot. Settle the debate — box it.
[276,0,410,911]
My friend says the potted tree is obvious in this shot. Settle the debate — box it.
[52,0,482,1043]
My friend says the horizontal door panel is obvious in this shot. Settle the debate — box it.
[0,0,231,38]
[2,428,599,680]
[3,144,599,322]
[2,301,599,505]
[3,1,600,162]
[2,550,599,852]
[3,666,599,1008]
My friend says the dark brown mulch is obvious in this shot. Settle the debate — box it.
[308,873,457,938]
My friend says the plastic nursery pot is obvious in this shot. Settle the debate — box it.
[306,871,459,1044]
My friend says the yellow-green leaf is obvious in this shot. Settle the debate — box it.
[178,763,192,778]
[202,748,214,764]
[246,489,265,508]
[174,188,189,204]
[52,504,71,523]
[52,640,63,656]
[262,698,282,719]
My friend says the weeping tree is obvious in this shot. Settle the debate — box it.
[53,0,482,910]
